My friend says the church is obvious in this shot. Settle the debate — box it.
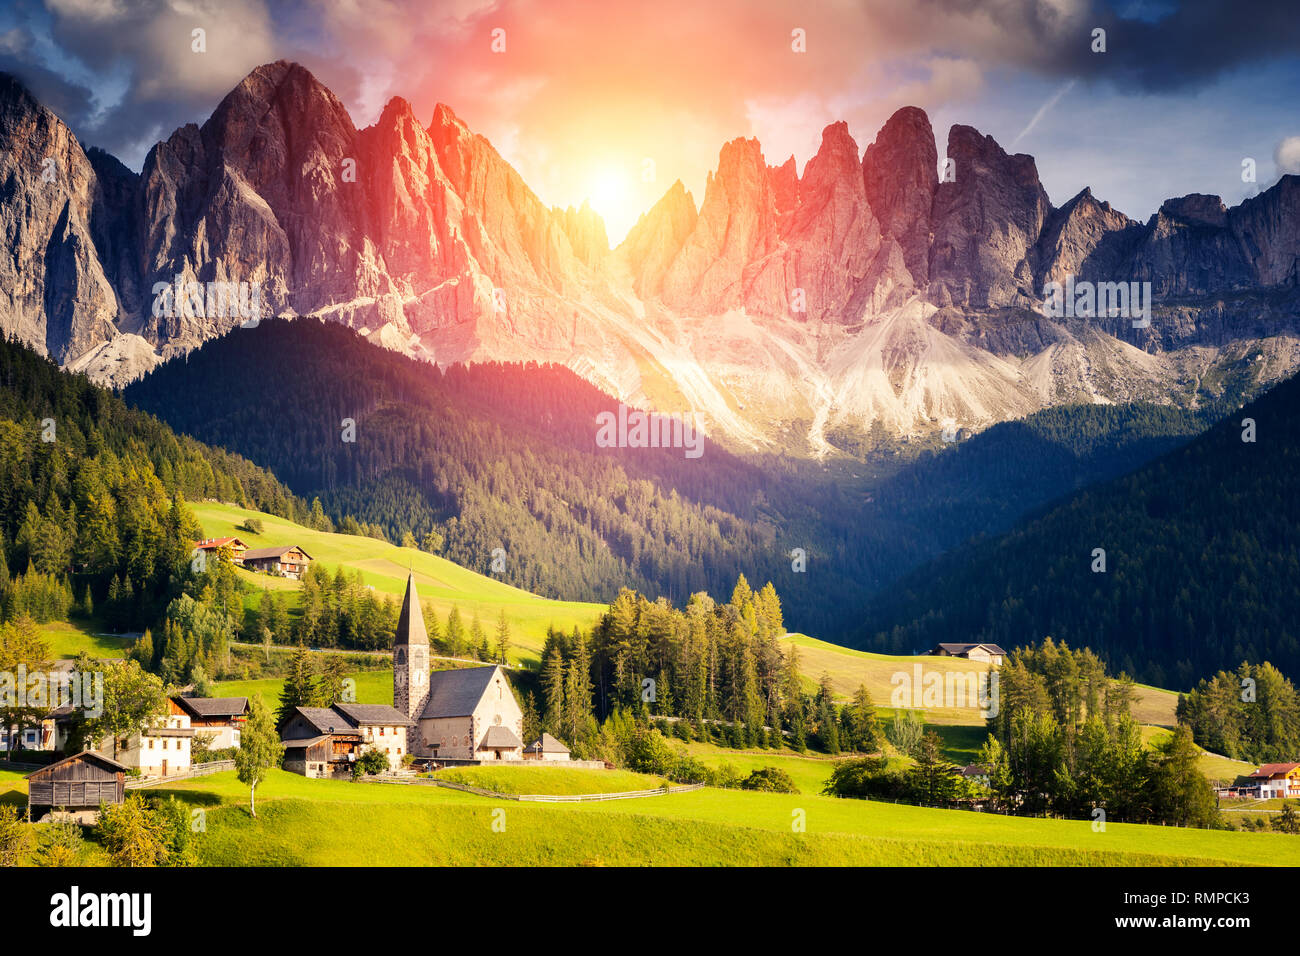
[393,572,526,762]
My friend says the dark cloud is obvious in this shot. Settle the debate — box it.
[6,0,1299,177]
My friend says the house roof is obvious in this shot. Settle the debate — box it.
[934,642,1007,656]
[333,702,414,727]
[290,707,356,736]
[479,725,523,750]
[960,764,989,777]
[421,666,508,719]
[26,750,128,779]
[289,703,412,736]
[1249,762,1300,778]
[524,732,570,754]
[242,545,313,561]
[394,572,428,646]
[194,537,247,551]
[281,734,331,749]
[173,696,249,719]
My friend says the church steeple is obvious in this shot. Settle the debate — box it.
[394,571,430,728]
[395,571,428,646]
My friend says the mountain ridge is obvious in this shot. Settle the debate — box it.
[2,60,1299,454]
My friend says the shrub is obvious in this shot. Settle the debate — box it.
[823,755,909,800]
[740,767,799,793]
[36,820,84,867]
[353,749,390,777]
[0,805,31,866]
[711,761,743,790]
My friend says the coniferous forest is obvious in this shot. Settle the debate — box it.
[856,370,1300,688]
[124,319,1231,668]
[0,333,304,629]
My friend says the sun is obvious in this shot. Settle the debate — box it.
[585,166,636,241]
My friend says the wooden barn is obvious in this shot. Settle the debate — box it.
[26,751,127,823]
[241,545,312,579]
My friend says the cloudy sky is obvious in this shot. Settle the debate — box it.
[2,0,1299,241]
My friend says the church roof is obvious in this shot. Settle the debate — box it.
[420,666,507,719]
[479,725,523,750]
[524,732,570,754]
[394,572,428,646]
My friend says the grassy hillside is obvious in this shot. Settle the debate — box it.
[783,634,1179,726]
[39,620,132,660]
[214,669,394,707]
[193,501,605,666]
[431,766,667,795]
[150,769,1300,867]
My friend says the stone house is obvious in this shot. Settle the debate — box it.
[280,702,413,777]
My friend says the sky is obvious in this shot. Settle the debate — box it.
[2,0,1299,243]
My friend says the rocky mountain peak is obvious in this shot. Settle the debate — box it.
[928,123,1052,309]
[4,62,1300,453]
[1159,193,1229,228]
[768,156,799,216]
[617,179,698,298]
[659,136,780,314]
[862,106,938,286]
[555,200,610,269]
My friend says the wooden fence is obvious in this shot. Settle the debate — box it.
[126,759,235,789]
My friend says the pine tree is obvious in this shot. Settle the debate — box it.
[847,684,882,752]
[277,644,318,727]
[317,655,346,707]
[494,608,512,664]
[132,629,155,671]
[542,649,566,732]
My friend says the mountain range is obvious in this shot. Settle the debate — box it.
[2,60,1299,453]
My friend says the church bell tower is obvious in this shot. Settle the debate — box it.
[393,571,430,739]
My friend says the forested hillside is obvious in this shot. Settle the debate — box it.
[125,319,1216,645]
[0,333,304,626]
[855,371,1300,689]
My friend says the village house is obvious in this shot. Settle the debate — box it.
[392,572,525,762]
[26,751,127,823]
[931,643,1007,665]
[0,721,49,753]
[54,699,195,777]
[523,733,572,762]
[192,536,249,564]
[280,702,413,778]
[1248,763,1300,799]
[172,696,250,749]
[241,544,312,579]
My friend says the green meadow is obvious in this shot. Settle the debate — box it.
[214,669,395,707]
[431,766,667,795]
[782,633,1180,727]
[144,768,1300,867]
[38,620,132,660]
